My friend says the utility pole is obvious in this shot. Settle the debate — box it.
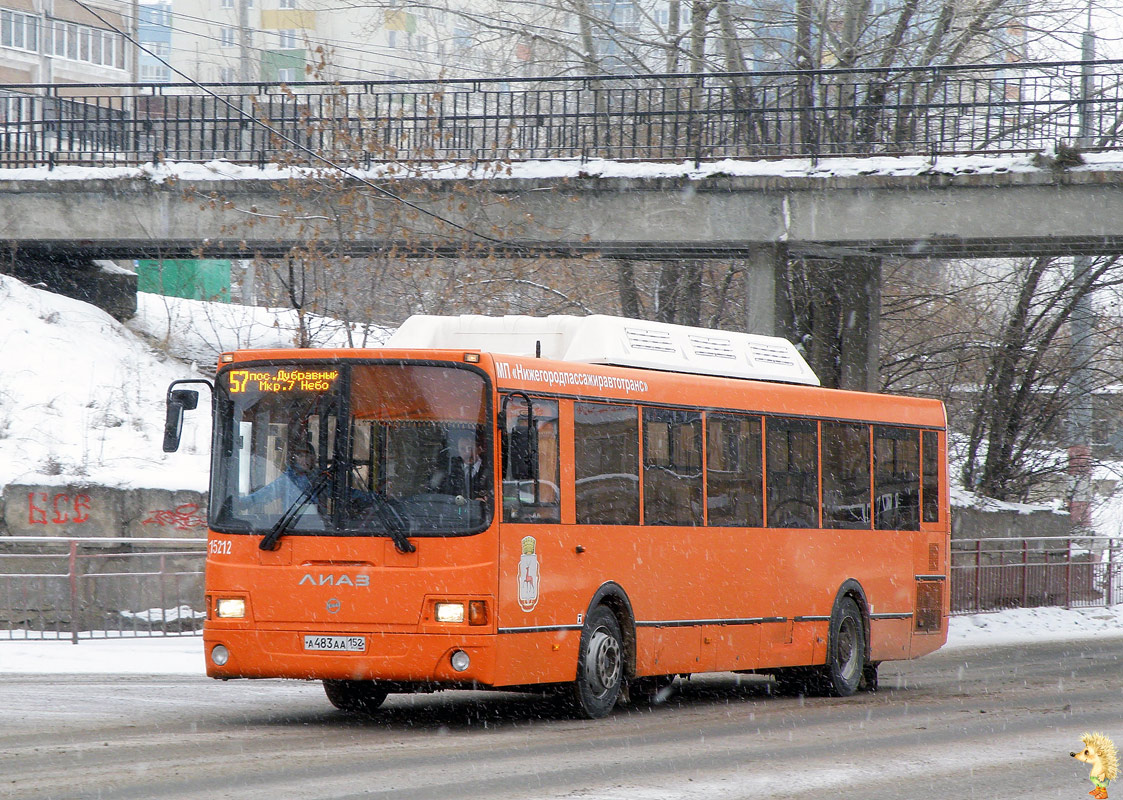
[1068,18,1095,533]
[238,0,252,81]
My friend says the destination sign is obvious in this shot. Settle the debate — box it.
[227,367,340,394]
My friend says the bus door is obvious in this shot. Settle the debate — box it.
[495,394,568,682]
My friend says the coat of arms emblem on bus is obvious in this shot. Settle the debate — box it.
[518,536,540,611]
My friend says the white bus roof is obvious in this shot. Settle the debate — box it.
[386,314,820,386]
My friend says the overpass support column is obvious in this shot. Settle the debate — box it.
[743,244,788,337]
[838,255,881,393]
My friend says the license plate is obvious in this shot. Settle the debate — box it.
[303,635,366,652]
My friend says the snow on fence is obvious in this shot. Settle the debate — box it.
[951,536,1123,614]
[0,537,205,643]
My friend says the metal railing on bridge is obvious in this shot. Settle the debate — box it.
[2,58,1123,169]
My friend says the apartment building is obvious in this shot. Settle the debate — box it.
[0,0,132,84]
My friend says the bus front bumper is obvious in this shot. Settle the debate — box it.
[203,627,497,686]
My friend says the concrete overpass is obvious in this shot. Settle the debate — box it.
[6,162,1123,261]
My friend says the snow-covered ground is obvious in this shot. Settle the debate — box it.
[0,605,1118,675]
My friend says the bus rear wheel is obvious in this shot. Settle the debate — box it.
[570,605,624,719]
[823,597,865,697]
[323,679,389,714]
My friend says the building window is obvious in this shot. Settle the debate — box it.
[276,29,298,48]
[279,0,297,8]
[276,66,299,82]
[219,66,237,81]
[1,10,39,52]
[220,27,236,46]
[139,63,171,81]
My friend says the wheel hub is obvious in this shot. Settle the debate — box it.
[584,628,622,696]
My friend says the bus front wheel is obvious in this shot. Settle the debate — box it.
[323,679,389,714]
[571,605,624,719]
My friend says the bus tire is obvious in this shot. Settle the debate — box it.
[824,597,865,697]
[570,605,624,719]
[323,679,389,714]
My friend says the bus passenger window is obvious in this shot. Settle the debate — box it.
[822,422,871,530]
[575,402,639,525]
[643,408,702,526]
[922,430,940,524]
[874,426,920,531]
[706,413,763,527]
[502,396,560,523]
[766,417,819,528]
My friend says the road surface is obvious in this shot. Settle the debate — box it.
[0,637,1118,800]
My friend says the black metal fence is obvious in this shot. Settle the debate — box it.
[2,58,1123,168]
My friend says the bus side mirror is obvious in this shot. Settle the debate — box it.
[163,389,199,453]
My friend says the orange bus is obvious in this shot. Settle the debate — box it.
[164,314,949,718]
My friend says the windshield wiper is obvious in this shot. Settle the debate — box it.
[259,469,333,551]
[365,494,416,554]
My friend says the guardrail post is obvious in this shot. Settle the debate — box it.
[1066,537,1073,609]
[160,554,168,636]
[974,539,982,612]
[68,540,79,645]
[1109,539,1116,607]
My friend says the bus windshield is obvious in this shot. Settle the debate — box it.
[209,362,493,538]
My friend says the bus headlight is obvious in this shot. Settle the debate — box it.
[211,645,230,666]
[215,598,246,619]
[435,602,465,624]
[450,650,471,672]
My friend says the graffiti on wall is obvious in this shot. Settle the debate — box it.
[27,492,91,525]
[142,503,206,531]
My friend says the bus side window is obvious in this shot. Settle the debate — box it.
[874,426,920,531]
[766,417,819,528]
[821,422,872,529]
[706,413,763,528]
[922,430,940,524]
[643,408,702,526]
[575,402,639,525]
[502,396,560,523]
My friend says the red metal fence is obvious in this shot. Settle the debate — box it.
[0,537,205,643]
[951,536,1123,614]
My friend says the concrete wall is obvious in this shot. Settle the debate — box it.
[0,484,207,631]
[951,505,1071,541]
[0,484,207,538]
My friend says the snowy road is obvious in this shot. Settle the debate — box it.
[0,637,1117,800]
